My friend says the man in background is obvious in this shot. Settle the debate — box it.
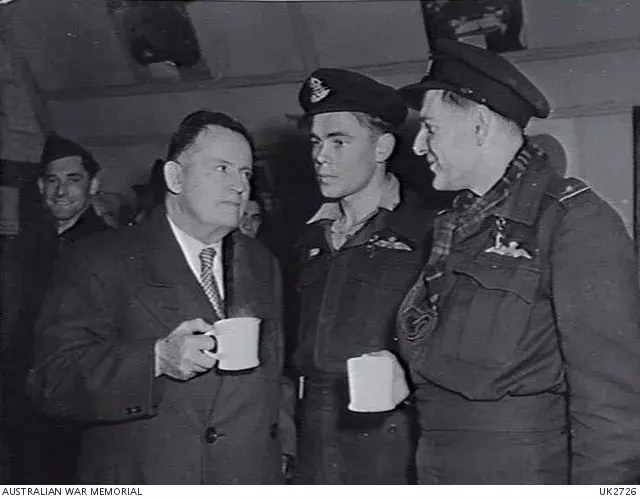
[292,68,436,484]
[239,199,262,238]
[5,134,109,484]
[37,134,108,244]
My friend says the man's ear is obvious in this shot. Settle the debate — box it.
[473,106,492,146]
[89,176,100,196]
[164,161,183,195]
[375,133,396,163]
[37,177,44,195]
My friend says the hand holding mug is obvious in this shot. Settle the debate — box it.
[154,318,217,380]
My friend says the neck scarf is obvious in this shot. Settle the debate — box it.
[397,140,545,342]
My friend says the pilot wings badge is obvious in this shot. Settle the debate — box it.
[484,217,533,260]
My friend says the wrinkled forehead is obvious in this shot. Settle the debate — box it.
[186,125,253,165]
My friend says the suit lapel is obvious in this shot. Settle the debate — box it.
[207,232,275,419]
[134,209,221,333]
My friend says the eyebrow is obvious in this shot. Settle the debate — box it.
[311,131,354,140]
[45,172,84,179]
[209,157,253,170]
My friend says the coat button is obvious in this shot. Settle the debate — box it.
[388,424,398,434]
[204,426,222,444]
[124,407,132,415]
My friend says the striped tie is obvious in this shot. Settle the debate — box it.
[199,247,226,319]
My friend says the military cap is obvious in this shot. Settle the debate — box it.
[40,133,99,173]
[299,68,407,127]
[398,39,550,127]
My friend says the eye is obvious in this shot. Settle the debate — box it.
[214,164,229,173]
[332,138,345,147]
[241,169,253,181]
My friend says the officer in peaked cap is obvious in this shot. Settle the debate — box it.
[399,38,549,127]
[291,67,438,485]
[394,39,640,484]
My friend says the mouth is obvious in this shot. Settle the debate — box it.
[317,175,337,183]
[220,200,242,208]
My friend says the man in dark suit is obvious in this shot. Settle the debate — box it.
[28,110,294,484]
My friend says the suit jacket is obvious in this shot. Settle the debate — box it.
[27,208,289,484]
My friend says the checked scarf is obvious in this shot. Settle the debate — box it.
[397,140,545,341]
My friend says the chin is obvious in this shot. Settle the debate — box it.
[319,186,344,200]
[51,206,82,220]
[431,177,449,191]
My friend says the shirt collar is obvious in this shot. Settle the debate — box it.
[166,215,222,264]
[307,173,401,225]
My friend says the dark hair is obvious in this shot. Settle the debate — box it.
[166,110,255,161]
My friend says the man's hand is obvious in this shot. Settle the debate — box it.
[154,318,217,380]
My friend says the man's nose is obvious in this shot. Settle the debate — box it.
[229,170,248,193]
[56,181,69,196]
[313,142,331,166]
[412,129,429,157]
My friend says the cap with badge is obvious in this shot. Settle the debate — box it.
[398,39,550,128]
[299,68,408,127]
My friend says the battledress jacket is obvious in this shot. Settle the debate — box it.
[398,158,640,484]
[293,189,436,484]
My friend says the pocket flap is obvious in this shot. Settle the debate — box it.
[453,261,540,303]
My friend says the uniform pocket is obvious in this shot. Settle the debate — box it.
[441,256,540,368]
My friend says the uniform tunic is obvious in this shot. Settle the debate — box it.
[293,179,436,484]
[398,155,640,484]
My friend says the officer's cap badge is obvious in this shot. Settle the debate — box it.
[309,77,331,104]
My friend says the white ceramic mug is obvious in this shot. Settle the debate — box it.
[206,317,261,371]
[346,351,409,412]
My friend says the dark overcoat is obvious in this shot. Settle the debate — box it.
[27,208,289,484]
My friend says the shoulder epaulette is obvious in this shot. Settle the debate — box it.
[546,176,591,203]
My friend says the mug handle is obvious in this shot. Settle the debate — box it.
[202,330,224,360]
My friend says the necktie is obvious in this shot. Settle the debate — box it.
[199,247,226,319]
